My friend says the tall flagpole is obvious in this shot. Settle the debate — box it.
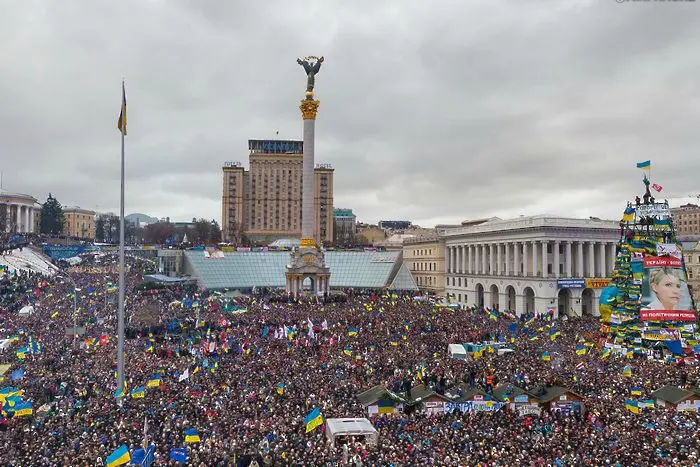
[117,80,127,393]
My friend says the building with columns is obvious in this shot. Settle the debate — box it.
[0,189,41,234]
[443,215,620,318]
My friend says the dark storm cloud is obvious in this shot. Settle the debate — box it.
[1,0,699,226]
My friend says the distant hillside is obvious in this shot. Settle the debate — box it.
[126,213,159,225]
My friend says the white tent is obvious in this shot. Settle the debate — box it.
[325,418,378,448]
[18,305,35,316]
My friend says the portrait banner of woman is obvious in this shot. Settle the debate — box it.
[640,256,695,322]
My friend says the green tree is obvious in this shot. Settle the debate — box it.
[39,193,65,235]
[95,216,105,242]
[209,219,221,243]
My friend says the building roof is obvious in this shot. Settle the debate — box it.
[530,385,582,403]
[356,385,404,406]
[492,384,530,402]
[184,250,419,291]
[63,206,96,215]
[0,188,37,202]
[442,214,619,238]
[650,385,694,404]
[325,418,378,437]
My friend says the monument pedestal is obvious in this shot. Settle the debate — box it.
[285,244,330,296]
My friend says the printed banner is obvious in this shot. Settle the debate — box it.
[656,243,683,260]
[43,245,86,260]
[640,310,696,322]
[557,278,585,289]
[444,401,505,414]
[641,256,693,317]
[585,278,611,289]
[636,204,671,219]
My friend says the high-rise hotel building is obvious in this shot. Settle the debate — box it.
[222,139,334,245]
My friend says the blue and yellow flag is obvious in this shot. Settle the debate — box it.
[541,352,551,362]
[347,328,358,337]
[343,346,352,356]
[549,330,560,341]
[631,387,643,396]
[636,160,651,171]
[575,345,586,355]
[305,407,323,433]
[276,383,285,395]
[184,428,200,443]
[622,365,632,377]
[117,82,127,135]
[106,444,131,467]
[130,386,145,399]
[14,401,33,417]
[624,399,640,414]
[147,375,161,388]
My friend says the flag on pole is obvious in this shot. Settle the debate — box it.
[117,82,127,135]
[636,160,651,171]
[651,183,663,192]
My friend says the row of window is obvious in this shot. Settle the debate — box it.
[412,248,434,256]
[412,262,437,271]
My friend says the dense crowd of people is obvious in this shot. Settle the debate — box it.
[0,249,699,466]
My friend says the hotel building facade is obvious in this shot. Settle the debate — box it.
[221,140,334,245]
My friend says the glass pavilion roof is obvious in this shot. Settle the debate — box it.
[184,250,418,291]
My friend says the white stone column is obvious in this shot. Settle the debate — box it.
[456,246,461,274]
[531,241,538,277]
[487,244,493,275]
[597,242,606,278]
[481,244,487,275]
[541,240,548,278]
[15,205,21,233]
[554,240,560,278]
[608,243,616,276]
[522,241,529,276]
[461,245,466,274]
[587,241,595,278]
[449,247,454,273]
[576,241,584,277]
[505,242,511,276]
[565,241,572,277]
[514,242,520,276]
[28,208,34,233]
[496,243,503,276]
[467,245,472,274]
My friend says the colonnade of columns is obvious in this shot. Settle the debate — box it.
[285,274,330,295]
[446,240,616,279]
[2,203,37,233]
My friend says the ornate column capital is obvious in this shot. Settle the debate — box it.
[300,100,320,120]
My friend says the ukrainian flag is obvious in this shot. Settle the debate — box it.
[631,387,643,396]
[377,400,396,414]
[14,401,33,417]
[145,343,154,353]
[541,352,551,362]
[106,444,131,467]
[622,206,636,222]
[389,340,398,346]
[601,348,611,359]
[640,399,655,408]
[147,375,161,388]
[348,328,358,337]
[343,346,352,356]
[117,82,127,135]
[622,365,632,377]
[636,160,651,171]
[575,345,586,355]
[184,428,201,443]
[130,387,145,399]
[113,384,126,399]
[276,383,285,395]
[305,407,323,433]
[624,399,640,414]
[549,330,560,341]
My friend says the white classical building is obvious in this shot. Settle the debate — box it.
[443,215,620,318]
[0,189,41,233]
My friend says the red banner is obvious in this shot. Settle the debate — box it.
[640,310,696,322]
[644,256,682,269]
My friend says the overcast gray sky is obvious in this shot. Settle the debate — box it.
[1,0,699,226]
